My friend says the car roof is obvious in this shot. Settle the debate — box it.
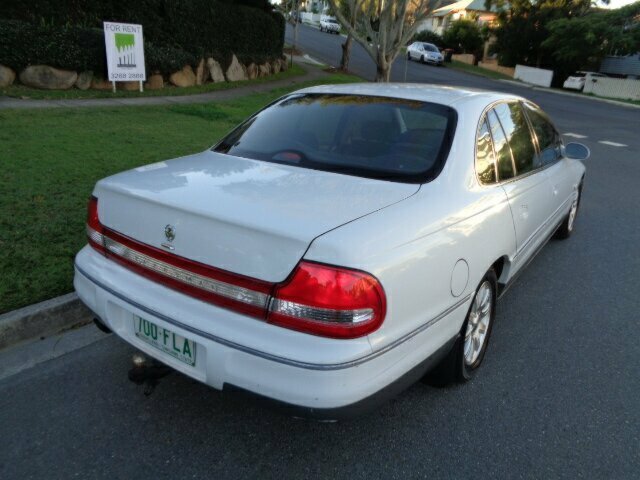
[292,83,523,108]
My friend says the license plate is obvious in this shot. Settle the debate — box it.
[134,315,196,367]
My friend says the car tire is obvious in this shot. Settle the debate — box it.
[320,26,324,32]
[407,52,411,61]
[421,55,425,64]
[555,183,583,240]
[424,269,497,386]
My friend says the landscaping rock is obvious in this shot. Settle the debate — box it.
[169,65,196,87]
[207,58,225,83]
[19,65,77,90]
[196,58,208,85]
[280,57,289,71]
[90,77,113,90]
[247,63,258,80]
[145,74,164,90]
[258,62,271,78]
[271,59,281,75]
[225,54,248,82]
[75,71,93,90]
[0,64,16,88]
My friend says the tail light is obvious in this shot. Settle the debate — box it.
[86,197,386,338]
[268,262,386,338]
[86,196,106,254]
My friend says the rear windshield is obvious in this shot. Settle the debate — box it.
[213,93,457,183]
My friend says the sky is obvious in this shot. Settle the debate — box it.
[602,0,638,8]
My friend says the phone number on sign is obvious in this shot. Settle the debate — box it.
[109,73,146,80]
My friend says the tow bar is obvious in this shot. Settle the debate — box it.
[128,352,173,396]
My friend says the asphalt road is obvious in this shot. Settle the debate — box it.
[1,25,639,480]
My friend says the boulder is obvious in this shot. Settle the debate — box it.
[75,71,93,90]
[225,54,248,82]
[271,59,281,75]
[246,63,258,80]
[169,65,196,87]
[0,65,16,88]
[258,62,271,78]
[19,65,77,90]
[206,58,225,83]
[145,74,164,90]
[90,77,113,90]
[195,58,208,85]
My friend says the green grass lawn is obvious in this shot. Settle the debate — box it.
[448,60,514,81]
[0,71,359,314]
[0,64,305,100]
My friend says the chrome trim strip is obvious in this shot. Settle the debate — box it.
[76,263,471,371]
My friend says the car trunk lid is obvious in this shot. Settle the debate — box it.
[93,150,419,282]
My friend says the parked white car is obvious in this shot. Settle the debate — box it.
[563,71,608,91]
[75,84,588,418]
[319,17,340,34]
[407,42,444,65]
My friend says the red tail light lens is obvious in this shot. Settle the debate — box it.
[268,262,386,339]
[86,196,106,254]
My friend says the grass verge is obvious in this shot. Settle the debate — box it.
[448,60,513,81]
[1,65,306,100]
[0,71,360,314]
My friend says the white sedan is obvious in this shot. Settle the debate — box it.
[407,42,444,65]
[319,17,341,34]
[75,84,588,418]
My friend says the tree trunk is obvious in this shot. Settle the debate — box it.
[375,53,391,82]
[375,63,391,82]
[340,34,353,71]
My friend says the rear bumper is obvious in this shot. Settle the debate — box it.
[74,245,464,415]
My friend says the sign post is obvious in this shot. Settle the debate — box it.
[103,22,146,92]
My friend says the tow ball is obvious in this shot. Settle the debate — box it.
[128,352,172,396]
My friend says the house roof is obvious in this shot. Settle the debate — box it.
[432,0,497,17]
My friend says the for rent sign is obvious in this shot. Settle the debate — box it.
[103,22,146,82]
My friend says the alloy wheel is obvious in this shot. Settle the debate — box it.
[464,281,493,366]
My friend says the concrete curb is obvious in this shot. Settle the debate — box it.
[0,293,92,350]
[498,79,640,109]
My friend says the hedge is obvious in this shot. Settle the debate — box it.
[0,0,285,76]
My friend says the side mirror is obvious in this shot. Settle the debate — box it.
[564,142,590,160]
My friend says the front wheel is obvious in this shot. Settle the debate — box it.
[421,55,425,64]
[407,52,411,61]
[425,270,497,386]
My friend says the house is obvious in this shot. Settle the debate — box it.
[600,53,640,79]
[418,0,499,36]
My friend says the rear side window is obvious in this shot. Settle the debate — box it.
[476,119,497,184]
[523,102,562,166]
[493,102,540,176]
[487,109,514,181]
[214,93,457,183]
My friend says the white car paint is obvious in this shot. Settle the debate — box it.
[407,42,443,65]
[319,17,340,33]
[563,71,607,91]
[75,84,586,416]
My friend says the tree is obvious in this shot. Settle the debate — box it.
[542,2,640,74]
[326,0,445,82]
[443,19,483,56]
[486,0,598,68]
[413,29,444,47]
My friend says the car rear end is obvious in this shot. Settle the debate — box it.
[75,87,459,416]
[563,73,586,90]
